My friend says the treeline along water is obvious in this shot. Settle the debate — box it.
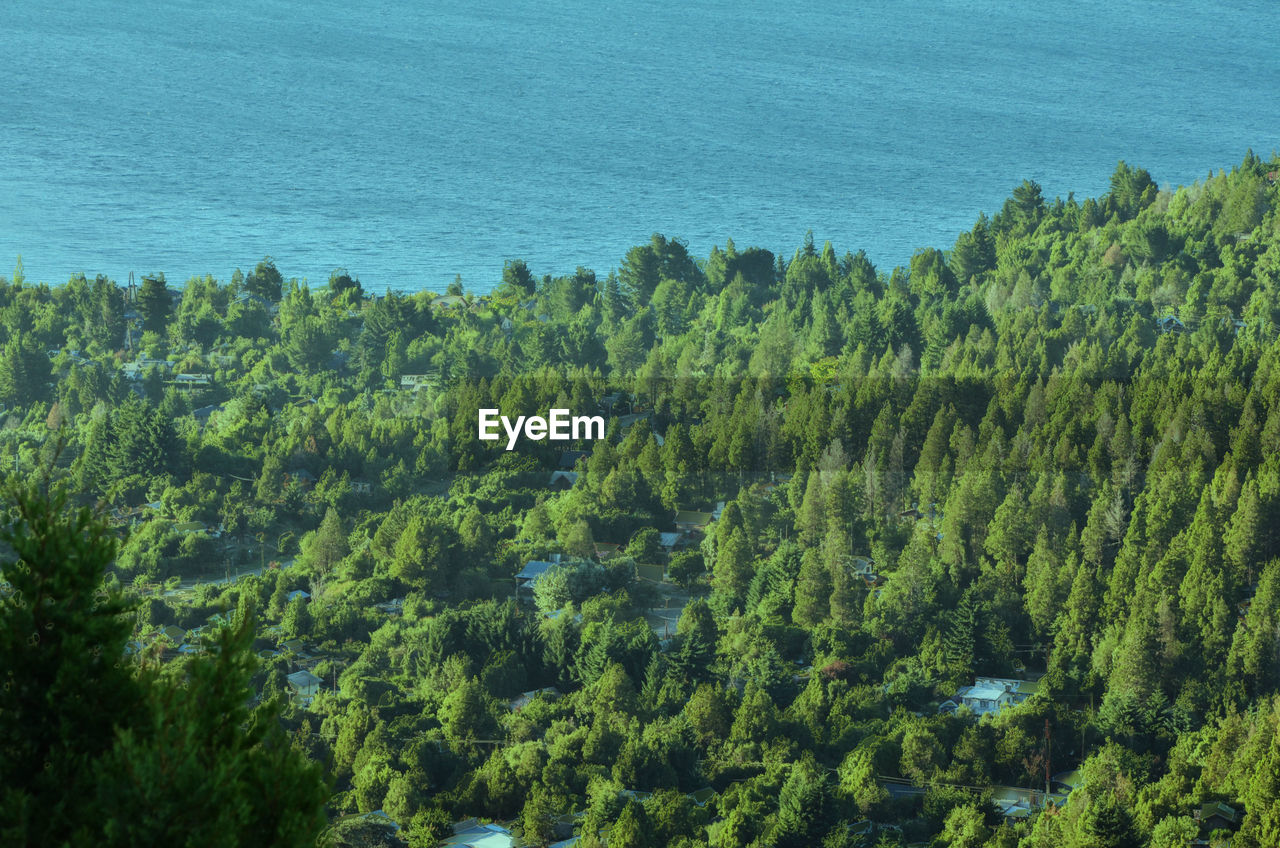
[2,0,1277,292]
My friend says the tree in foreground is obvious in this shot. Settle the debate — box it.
[0,482,329,846]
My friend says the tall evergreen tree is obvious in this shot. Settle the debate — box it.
[0,484,328,845]
[136,273,171,335]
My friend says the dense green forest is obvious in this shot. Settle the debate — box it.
[4,153,1280,847]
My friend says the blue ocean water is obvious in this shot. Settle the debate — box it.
[2,0,1278,293]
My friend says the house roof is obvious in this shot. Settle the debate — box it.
[1199,802,1238,825]
[687,787,716,806]
[516,560,557,582]
[442,821,513,848]
[675,510,713,527]
[960,685,1008,702]
[619,789,652,802]
[1052,770,1083,790]
[975,676,1042,696]
[508,686,561,711]
[287,670,322,690]
[658,532,682,548]
[549,470,578,487]
[192,403,223,422]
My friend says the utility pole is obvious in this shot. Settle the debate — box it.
[1044,718,1052,803]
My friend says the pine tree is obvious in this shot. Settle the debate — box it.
[0,484,328,845]
[609,801,653,848]
[77,408,114,491]
[520,786,557,847]
[793,549,832,627]
[0,335,50,407]
[0,485,143,842]
[1227,560,1280,696]
[147,405,184,476]
[246,257,285,302]
[307,506,349,576]
[1226,477,1264,584]
[391,514,440,590]
[774,758,833,848]
[93,602,330,846]
[942,589,981,677]
[439,678,497,745]
[1024,527,1066,639]
[257,454,285,503]
[282,594,313,639]
[1088,794,1141,848]
[950,214,996,284]
[672,599,716,681]
[712,528,753,612]
[268,573,291,619]
[108,395,157,480]
[136,273,171,334]
[828,558,861,626]
[796,471,827,545]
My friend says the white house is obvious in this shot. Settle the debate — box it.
[955,683,1016,715]
[287,670,323,697]
[955,677,1042,715]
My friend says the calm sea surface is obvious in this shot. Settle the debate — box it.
[3,0,1278,293]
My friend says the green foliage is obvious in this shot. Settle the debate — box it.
[137,273,172,334]
[0,484,327,845]
[533,559,633,616]
[4,152,1280,846]
[247,257,285,302]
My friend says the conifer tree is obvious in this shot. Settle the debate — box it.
[792,548,831,627]
[136,273,171,334]
[0,483,328,845]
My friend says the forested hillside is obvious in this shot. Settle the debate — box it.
[3,153,1280,847]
